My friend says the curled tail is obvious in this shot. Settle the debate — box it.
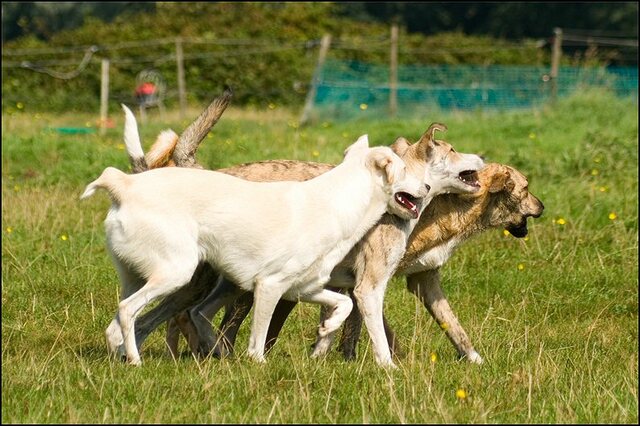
[80,167,129,204]
[145,129,179,169]
[121,104,178,172]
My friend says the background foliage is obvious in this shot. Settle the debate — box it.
[3,2,634,113]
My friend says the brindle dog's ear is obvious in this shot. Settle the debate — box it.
[390,137,410,157]
[489,168,515,193]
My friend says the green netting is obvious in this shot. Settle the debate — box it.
[311,59,638,120]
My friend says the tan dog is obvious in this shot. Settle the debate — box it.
[123,115,485,368]
[333,161,545,362]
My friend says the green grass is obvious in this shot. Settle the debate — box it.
[2,89,638,423]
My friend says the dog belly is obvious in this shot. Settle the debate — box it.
[398,238,460,275]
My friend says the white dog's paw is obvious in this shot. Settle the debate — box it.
[105,322,124,354]
[379,359,398,370]
[466,351,483,364]
[247,351,266,364]
[127,356,142,366]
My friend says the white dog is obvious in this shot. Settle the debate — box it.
[82,135,428,365]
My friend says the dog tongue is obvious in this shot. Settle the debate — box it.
[395,193,418,218]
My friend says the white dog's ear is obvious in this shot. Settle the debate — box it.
[368,149,404,185]
[343,134,369,159]
[390,137,410,157]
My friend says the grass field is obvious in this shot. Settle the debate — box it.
[2,89,638,423]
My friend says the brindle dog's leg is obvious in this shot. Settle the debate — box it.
[406,269,483,364]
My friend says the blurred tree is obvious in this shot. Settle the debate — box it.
[337,2,638,38]
[1,2,156,42]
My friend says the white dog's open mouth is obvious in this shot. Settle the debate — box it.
[394,192,420,219]
[458,170,480,188]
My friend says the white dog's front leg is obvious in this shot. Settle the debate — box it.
[247,279,285,363]
[354,281,396,369]
[305,289,353,358]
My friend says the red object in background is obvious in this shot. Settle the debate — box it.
[135,82,156,96]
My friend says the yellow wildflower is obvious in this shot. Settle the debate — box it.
[528,132,536,140]
[359,103,368,110]
[6,227,12,234]
[517,263,525,271]
[430,352,437,363]
[440,322,449,331]
[590,169,599,176]
[608,212,617,220]
[116,143,125,151]
[598,186,607,192]
[60,234,68,241]
[556,218,566,225]
[16,102,24,110]
[456,389,467,399]
[312,150,320,157]
[503,229,510,237]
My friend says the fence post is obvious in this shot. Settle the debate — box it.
[176,37,187,119]
[550,27,563,102]
[99,58,109,136]
[299,34,332,126]
[390,23,398,118]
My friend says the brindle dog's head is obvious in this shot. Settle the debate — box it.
[478,163,544,237]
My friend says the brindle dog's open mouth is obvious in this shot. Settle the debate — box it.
[505,224,528,238]
[394,192,420,219]
[458,170,480,188]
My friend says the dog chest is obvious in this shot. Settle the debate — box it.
[398,237,460,275]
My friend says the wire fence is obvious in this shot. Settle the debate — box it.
[311,59,638,120]
[2,30,638,121]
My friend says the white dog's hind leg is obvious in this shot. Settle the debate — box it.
[105,259,144,358]
[119,262,197,366]
[305,289,353,358]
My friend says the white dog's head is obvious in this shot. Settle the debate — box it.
[391,123,484,199]
[345,135,429,220]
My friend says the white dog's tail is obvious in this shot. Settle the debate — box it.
[80,167,129,204]
[122,104,148,173]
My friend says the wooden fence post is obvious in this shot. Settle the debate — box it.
[390,23,398,118]
[176,37,187,119]
[550,27,563,102]
[299,34,332,126]
[100,58,109,136]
